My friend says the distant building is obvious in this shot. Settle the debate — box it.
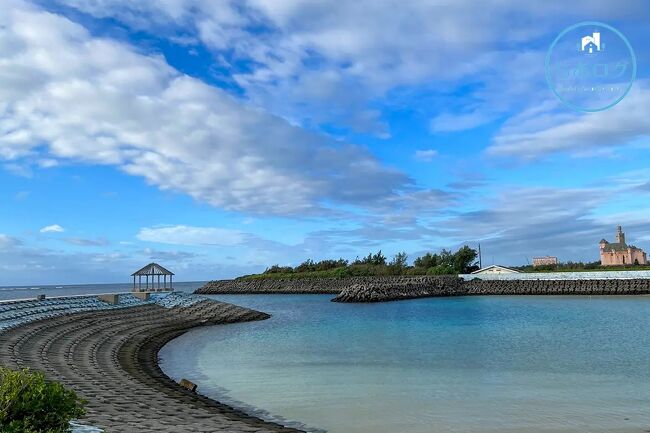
[599,226,647,266]
[533,256,558,267]
[471,265,521,275]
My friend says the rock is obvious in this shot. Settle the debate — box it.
[179,378,197,392]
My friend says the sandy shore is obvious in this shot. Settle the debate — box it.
[0,298,304,433]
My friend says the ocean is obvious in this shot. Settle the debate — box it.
[160,294,650,433]
[0,281,205,301]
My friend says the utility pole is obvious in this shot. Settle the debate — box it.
[478,243,482,269]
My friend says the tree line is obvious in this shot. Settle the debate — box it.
[256,245,479,278]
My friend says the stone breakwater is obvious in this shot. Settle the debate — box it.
[196,276,461,295]
[464,278,650,296]
[331,276,464,302]
[336,278,650,302]
[0,293,305,433]
[197,276,650,303]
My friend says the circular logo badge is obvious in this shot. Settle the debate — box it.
[545,21,636,112]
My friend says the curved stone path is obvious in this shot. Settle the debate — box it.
[0,300,304,433]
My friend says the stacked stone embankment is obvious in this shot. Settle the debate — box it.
[335,278,650,302]
[331,276,464,302]
[198,276,650,302]
[463,278,650,296]
[196,276,461,295]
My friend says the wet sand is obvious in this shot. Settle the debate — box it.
[0,299,304,433]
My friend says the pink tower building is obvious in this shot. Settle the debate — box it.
[599,226,647,266]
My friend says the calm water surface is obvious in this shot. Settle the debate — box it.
[159,295,650,433]
[0,281,204,301]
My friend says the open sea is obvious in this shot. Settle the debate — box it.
[160,294,650,433]
[0,281,205,301]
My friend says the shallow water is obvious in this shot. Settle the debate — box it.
[160,295,650,433]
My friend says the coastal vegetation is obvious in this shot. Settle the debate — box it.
[0,367,86,433]
[240,246,479,279]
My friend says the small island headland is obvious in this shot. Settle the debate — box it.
[196,246,650,302]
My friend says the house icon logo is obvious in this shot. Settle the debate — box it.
[546,21,636,112]
[581,31,601,53]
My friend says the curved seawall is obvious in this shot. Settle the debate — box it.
[0,293,305,433]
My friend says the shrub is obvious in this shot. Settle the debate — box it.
[0,368,86,433]
[426,265,455,275]
[294,259,316,273]
[263,265,293,274]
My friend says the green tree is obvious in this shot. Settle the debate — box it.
[438,249,454,268]
[371,250,387,266]
[414,252,438,269]
[0,368,86,433]
[390,252,408,268]
[453,245,479,273]
[314,259,348,271]
[353,253,374,265]
[295,259,316,273]
[388,252,408,275]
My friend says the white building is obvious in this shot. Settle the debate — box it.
[471,265,521,275]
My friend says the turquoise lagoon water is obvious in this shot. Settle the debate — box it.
[159,295,650,433]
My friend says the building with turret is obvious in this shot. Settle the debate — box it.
[533,256,558,267]
[599,226,647,266]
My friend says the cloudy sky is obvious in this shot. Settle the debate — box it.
[1,0,650,285]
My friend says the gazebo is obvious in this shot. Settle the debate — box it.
[131,263,174,292]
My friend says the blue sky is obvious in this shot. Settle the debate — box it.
[1,0,650,285]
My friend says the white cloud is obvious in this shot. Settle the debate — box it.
[64,237,109,246]
[3,163,33,178]
[0,234,20,249]
[487,82,650,159]
[51,0,647,135]
[40,224,65,233]
[414,149,438,162]
[0,1,412,216]
[137,225,246,246]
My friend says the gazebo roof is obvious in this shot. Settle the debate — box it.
[131,262,174,276]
